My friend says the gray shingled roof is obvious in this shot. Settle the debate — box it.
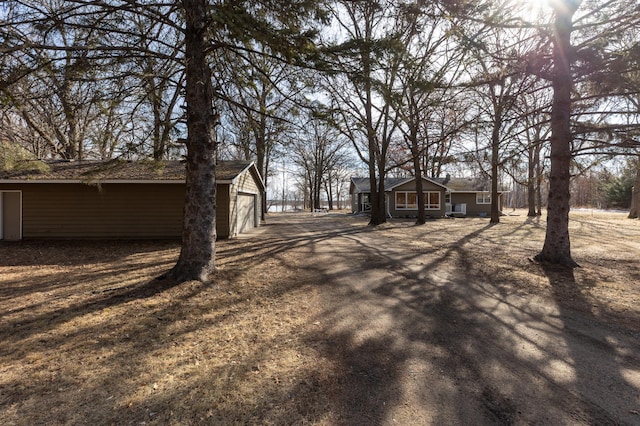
[0,159,255,183]
[431,177,492,192]
[350,177,413,193]
[353,176,500,193]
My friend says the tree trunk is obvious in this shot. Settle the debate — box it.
[527,143,537,217]
[362,24,386,226]
[535,142,543,216]
[415,175,425,224]
[167,0,218,282]
[368,168,383,225]
[409,105,426,224]
[490,105,502,224]
[629,158,640,219]
[325,176,334,210]
[535,1,580,267]
[370,170,387,224]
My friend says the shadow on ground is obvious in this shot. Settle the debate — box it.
[1,212,639,425]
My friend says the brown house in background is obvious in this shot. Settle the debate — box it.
[0,160,264,241]
[349,175,505,218]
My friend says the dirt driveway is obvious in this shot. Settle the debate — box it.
[253,212,640,425]
[1,210,639,425]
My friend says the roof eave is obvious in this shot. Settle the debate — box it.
[387,176,450,191]
[0,179,184,184]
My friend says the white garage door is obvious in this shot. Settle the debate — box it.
[237,193,256,234]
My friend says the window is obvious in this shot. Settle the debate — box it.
[396,191,417,209]
[425,192,440,210]
[396,191,440,210]
[476,192,491,204]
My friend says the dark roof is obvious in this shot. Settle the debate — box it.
[350,176,417,193]
[0,159,258,184]
[432,177,492,192]
[352,175,500,193]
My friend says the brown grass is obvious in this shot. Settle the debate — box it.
[1,209,638,425]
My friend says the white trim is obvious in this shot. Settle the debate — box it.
[387,176,449,191]
[231,162,266,192]
[476,192,491,204]
[0,179,185,184]
[236,192,257,235]
[229,163,253,185]
[395,191,441,210]
[396,191,418,210]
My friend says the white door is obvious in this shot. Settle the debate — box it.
[237,193,256,235]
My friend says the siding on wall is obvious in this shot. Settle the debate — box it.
[389,180,446,218]
[0,166,263,239]
[0,183,182,238]
[235,169,262,213]
[228,169,262,237]
[216,184,231,238]
[450,192,501,216]
[1,191,22,240]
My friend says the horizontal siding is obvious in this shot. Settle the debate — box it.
[216,184,230,238]
[228,170,263,237]
[394,180,444,192]
[0,177,253,240]
[228,183,238,238]
[451,193,493,217]
[16,183,185,238]
[235,172,260,193]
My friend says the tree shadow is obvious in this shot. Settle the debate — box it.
[0,239,180,267]
[308,216,639,424]
[524,215,544,228]
[2,213,639,425]
[539,262,640,425]
[0,214,380,425]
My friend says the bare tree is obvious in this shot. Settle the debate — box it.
[1,6,113,160]
[220,49,306,218]
[322,0,406,225]
[131,16,185,160]
[291,116,350,211]
[392,2,467,224]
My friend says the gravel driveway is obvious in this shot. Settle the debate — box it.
[256,213,640,425]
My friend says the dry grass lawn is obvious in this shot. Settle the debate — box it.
[0,209,638,425]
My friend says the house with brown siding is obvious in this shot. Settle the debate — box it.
[350,176,505,218]
[0,160,264,241]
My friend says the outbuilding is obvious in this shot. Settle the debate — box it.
[0,159,264,240]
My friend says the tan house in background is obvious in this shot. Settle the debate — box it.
[0,160,264,241]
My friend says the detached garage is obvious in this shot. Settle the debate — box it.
[0,159,264,240]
